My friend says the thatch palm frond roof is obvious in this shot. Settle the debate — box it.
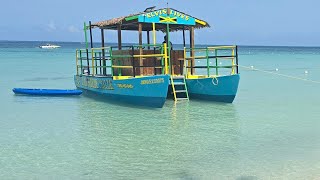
[91,8,210,32]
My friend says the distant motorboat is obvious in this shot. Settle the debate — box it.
[39,44,61,49]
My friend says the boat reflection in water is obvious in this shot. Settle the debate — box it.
[76,98,240,179]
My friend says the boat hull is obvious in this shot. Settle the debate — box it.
[186,74,240,103]
[74,75,170,108]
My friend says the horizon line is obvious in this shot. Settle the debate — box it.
[1,40,320,48]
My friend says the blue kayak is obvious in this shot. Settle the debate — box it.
[12,88,82,96]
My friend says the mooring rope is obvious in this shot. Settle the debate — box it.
[238,65,320,84]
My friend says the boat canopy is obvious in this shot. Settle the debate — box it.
[91,8,210,31]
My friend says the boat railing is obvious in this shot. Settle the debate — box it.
[183,45,238,78]
[76,48,96,75]
[76,44,170,79]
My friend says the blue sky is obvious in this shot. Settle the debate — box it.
[1,0,319,46]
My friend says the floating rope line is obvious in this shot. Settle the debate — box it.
[239,65,320,84]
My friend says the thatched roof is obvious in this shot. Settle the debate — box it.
[91,8,210,31]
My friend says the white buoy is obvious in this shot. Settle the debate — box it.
[275,68,279,71]
[219,62,222,65]
[250,65,254,69]
[305,70,308,74]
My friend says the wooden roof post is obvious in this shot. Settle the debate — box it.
[101,29,105,47]
[190,26,195,75]
[138,23,143,75]
[101,28,106,75]
[147,30,150,49]
[89,21,93,48]
[139,23,143,46]
[117,24,122,50]
[183,26,186,47]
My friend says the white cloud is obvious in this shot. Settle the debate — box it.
[68,25,81,33]
[46,21,57,32]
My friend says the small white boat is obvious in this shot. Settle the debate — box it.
[39,44,61,49]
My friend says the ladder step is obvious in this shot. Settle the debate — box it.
[172,76,184,79]
[176,98,189,100]
[173,82,185,85]
[175,90,187,93]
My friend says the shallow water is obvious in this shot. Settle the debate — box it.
[0,42,319,179]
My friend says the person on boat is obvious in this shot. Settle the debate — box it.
[163,35,173,50]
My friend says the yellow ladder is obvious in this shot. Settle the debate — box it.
[170,75,189,101]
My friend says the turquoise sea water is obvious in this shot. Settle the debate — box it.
[0,41,319,179]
